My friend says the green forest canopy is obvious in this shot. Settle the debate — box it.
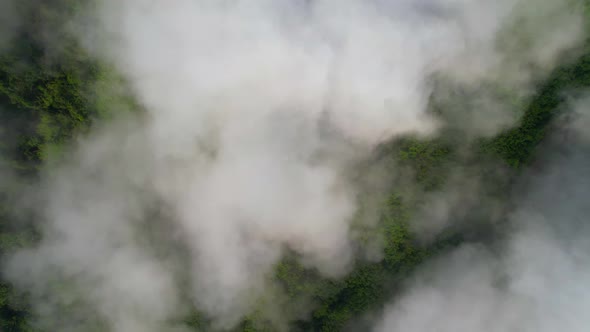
[1,1,590,331]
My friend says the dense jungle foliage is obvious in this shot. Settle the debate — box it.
[1,1,590,331]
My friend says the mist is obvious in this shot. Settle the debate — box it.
[374,97,590,332]
[2,0,588,331]
[0,0,19,50]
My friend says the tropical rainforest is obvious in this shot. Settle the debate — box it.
[1,1,590,332]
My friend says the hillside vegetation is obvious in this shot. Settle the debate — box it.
[1,1,589,331]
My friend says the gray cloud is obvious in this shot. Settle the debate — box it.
[0,0,20,51]
[4,0,587,330]
[374,96,590,332]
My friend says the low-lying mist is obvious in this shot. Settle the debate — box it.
[374,97,590,332]
[1,0,588,331]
